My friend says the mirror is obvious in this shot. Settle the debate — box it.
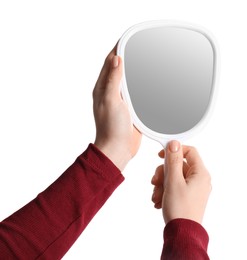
[117,21,218,147]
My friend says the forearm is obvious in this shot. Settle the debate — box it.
[161,219,209,260]
[0,144,124,259]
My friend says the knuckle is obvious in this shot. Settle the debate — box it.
[188,146,197,154]
[155,164,163,173]
[153,165,164,184]
[92,87,97,99]
[104,54,114,66]
[106,74,114,85]
[104,54,111,64]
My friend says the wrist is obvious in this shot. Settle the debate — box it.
[93,141,131,171]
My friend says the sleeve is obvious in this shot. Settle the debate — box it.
[0,144,124,260]
[161,218,210,260]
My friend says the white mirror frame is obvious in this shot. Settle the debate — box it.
[117,20,219,148]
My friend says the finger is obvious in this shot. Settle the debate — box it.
[151,185,163,204]
[183,161,190,178]
[154,201,162,209]
[105,55,123,94]
[151,165,164,185]
[160,146,197,176]
[94,43,118,91]
[165,140,184,184]
[183,146,204,168]
[158,149,165,158]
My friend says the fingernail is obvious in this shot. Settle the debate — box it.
[112,56,119,68]
[169,140,180,153]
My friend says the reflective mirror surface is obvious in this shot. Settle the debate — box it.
[120,24,216,138]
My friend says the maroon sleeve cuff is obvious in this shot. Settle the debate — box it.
[162,218,209,260]
[81,143,124,181]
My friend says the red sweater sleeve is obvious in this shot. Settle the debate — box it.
[0,144,124,259]
[161,218,209,260]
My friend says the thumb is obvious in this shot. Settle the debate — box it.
[105,55,122,94]
[164,140,184,184]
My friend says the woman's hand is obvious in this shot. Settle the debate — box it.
[151,140,212,224]
[93,46,142,171]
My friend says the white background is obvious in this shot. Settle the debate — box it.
[0,1,246,259]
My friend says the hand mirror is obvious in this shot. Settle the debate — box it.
[117,21,218,147]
